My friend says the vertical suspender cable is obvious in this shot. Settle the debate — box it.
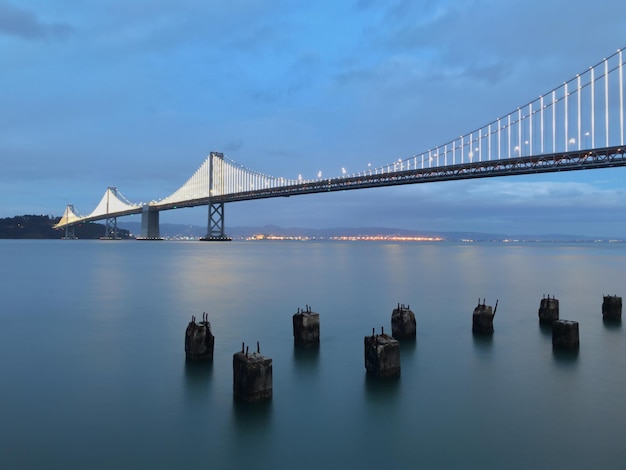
[564,82,569,151]
[618,49,624,145]
[591,66,595,149]
[605,58,610,146]
[539,95,544,154]
[577,74,581,150]
[552,90,556,153]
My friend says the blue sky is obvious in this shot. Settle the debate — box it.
[2,0,626,236]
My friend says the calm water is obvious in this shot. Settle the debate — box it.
[1,240,625,469]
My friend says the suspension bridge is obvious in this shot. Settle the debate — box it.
[55,47,626,240]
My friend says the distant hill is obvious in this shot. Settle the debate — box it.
[0,215,132,239]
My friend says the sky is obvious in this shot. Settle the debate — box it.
[2,0,626,237]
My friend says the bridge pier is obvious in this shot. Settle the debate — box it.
[102,216,120,240]
[62,224,76,240]
[391,303,416,339]
[138,206,162,240]
[293,305,320,347]
[472,299,497,334]
[364,327,401,378]
[538,295,559,324]
[552,320,580,350]
[200,202,232,241]
[602,295,622,321]
[233,342,273,402]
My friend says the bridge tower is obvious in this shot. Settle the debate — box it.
[55,204,80,239]
[200,151,232,241]
[63,224,76,240]
[102,187,120,240]
[104,216,119,239]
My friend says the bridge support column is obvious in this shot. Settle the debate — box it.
[364,327,401,378]
[200,202,232,241]
[138,206,162,240]
[103,216,119,240]
[62,224,76,240]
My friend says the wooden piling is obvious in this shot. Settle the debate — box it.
[472,299,497,334]
[391,303,416,339]
[233,342,273,402]
[292,305,320,346]
[364,327,400,377]
[538,295,559,324]
[602,295,622,321]
[184,313,215,362]
[552,320,579,350]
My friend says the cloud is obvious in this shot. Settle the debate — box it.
[0,2,73,39]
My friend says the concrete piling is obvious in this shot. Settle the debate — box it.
[472,299,497,334]
[391,303,416,339]
[292,305,320,346]
[233,342,273,402]
[602,295,622,321]
[538,295,560,324]
[185,313,215,362]
[552,320,580,350]
[364,327,401,377]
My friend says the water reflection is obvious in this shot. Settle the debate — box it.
[602,317,622,330]
[183,360,212,403]
[231,398,273,432]
[363,373,400,402]
[398,338,417,355]
[292,344,320,372]
[538,322,554,339]
[551,347,580,364]
[472,333,494,354]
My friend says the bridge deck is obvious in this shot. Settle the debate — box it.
[155,146,626,209]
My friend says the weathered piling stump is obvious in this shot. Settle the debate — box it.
[391,303,416,339]
[233,342,273,402]
[552,320,580,350]
[602,295,622,321]
[472,299,497,334]
[538,295,560,324]
[185,313,215,362]
[292,305,320,346]
[364,327,401,378]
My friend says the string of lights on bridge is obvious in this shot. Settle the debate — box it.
[56,47,625,231]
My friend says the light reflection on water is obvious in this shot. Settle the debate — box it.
[1,240,626,469]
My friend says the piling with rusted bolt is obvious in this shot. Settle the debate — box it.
[292,304,320,346]
[602,295,622,321]
[391,303,416,339]
[552,320,579,350]
[184,313,215,362]
[233,342,273,402]
[538,295,559,324]
[472,299,497,334]
[364,327,400,378]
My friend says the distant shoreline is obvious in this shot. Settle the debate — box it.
[1,215,624,243]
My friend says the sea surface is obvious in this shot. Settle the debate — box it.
[1,239,625,469]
